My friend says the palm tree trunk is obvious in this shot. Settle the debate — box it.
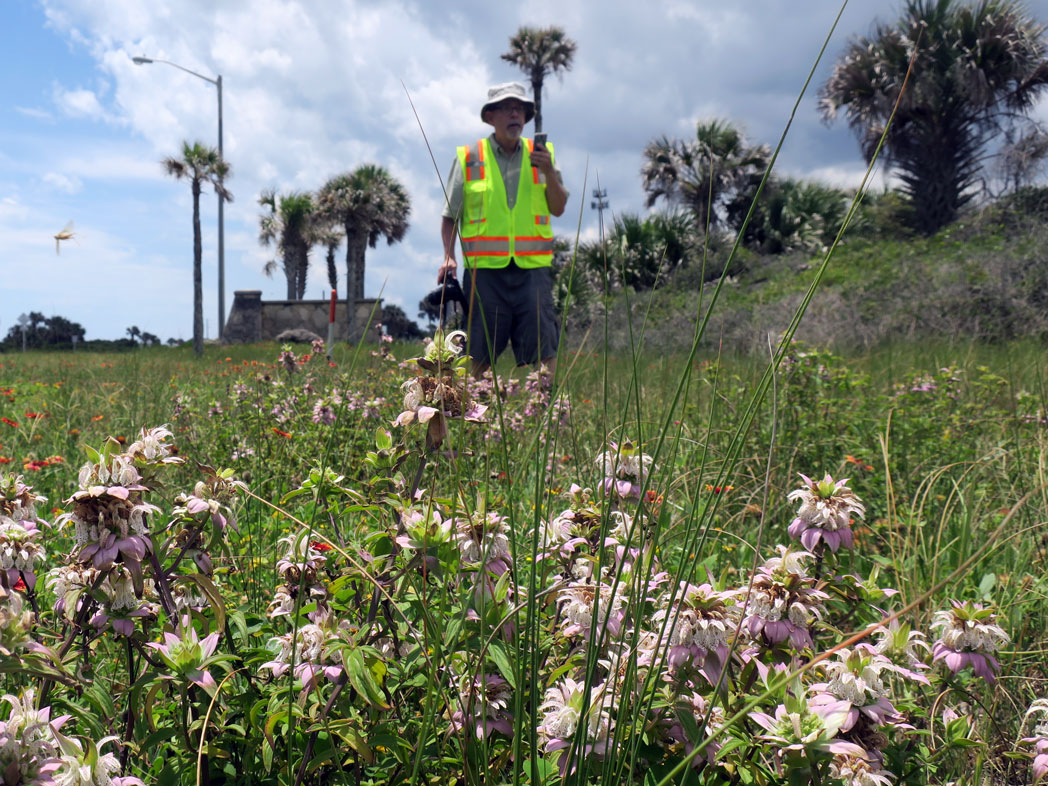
[326,246,338,293]
[531,73,544,133]
[283,250,296,300]
[192,179,204,356]
[296,244,308,300]
[345,227,367,340]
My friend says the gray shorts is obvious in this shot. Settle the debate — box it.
[462,262,559,366]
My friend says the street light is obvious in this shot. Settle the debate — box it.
[132,55,226,338]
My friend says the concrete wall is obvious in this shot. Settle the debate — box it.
[223,290,382,343]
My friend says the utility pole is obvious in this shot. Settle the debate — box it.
[591,188,609,242]
[133,55,226,337]
[17,314,29,353]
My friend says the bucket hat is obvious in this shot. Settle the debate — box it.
[481,82,535,124]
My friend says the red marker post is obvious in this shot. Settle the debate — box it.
[327,290,337,361]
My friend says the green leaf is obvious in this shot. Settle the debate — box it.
[344,648,389,708]
[978,572,996,599]
[375,428,393,450]
[263,709,288,750]
[486,641,517,690]
[261,734,274,772]
[178,573,227,632]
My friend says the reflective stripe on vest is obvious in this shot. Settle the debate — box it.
[457,137,555,269]
[463,142,485,182]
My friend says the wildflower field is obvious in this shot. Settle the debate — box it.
[0,334,1046,786]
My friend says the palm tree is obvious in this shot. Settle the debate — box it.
[501,25,578,133]
[820,0,1048,234]
[313,223,344,294]
[578,210,697,291]
[739,178,849,254]
[258,189,315,300]
[163,141,232,356]
[316,165,411,336]
[642,118,770,232]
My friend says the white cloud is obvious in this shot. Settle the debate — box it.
[53,85,108,120]
[41,172,83,194]
[15,106,54,121]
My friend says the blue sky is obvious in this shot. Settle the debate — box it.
[3,0,1048,342]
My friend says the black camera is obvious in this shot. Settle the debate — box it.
[423,274,469,326]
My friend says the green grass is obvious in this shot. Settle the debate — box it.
[0,336,1046,785]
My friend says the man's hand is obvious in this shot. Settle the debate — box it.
[438,256,457,284]
[530,146,555,178]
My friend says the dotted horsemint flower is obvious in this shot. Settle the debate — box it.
[0,586,37,656]
[0,689,68,786]
[0,473,48,591]
[275,531,330,586]
[261,610,353,687]
[659,688,726,767]
[651,582,741,684]
[594,440,654,500]
[267,532,332,623]
[744,546,829,650]
[172,466,247,535]
[540,486,642,579]
[394,505,453,553]
[124,426,184,472]
[556,577,627,641]
[1021,698,1048,782]
[930,600,1010,684]
[55,440,160,596]
[446,662,514,739]
[449,508,511,576]
[787,473,865,553]
[540,486,602,559]
[147,618,224,693]
[750,689,867,777]
[537,677,616,773]
[47,563,158,637]
[311,399,336,425]
[0,518,45,593]
[828,752,896,786]
[277,344,297,374]
[809,645,906,733]
[50,729,143,786]
[394,330,487,449]
[872,619,931,684]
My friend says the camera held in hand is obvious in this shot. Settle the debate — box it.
[423,274,469,328]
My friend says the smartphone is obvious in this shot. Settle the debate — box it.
[532,133,547,168]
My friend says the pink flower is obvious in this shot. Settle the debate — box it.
[750,692,867,776]
[743,546,828,651]
[930,600,1009,684]
[786,473,865,553]
[448,672,513,739]
[148,619,223,693]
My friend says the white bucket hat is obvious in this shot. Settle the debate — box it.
[480,82,535,124]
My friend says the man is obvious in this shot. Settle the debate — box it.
[438,82,569,377]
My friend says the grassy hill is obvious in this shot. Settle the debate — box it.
[566,194,1048,355]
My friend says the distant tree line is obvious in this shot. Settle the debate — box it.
[0,314,176,351]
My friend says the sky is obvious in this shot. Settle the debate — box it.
[3,0,1048,343]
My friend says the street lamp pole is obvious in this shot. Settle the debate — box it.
[132,55,226,337]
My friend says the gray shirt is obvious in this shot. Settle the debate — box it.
[441,133,567,219]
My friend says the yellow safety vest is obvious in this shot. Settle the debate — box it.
[456,137,555,268]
